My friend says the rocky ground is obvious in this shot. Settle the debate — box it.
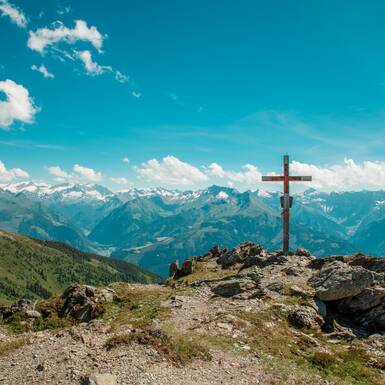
[1,243,385,385]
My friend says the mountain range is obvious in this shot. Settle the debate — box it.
[1,182,385,276]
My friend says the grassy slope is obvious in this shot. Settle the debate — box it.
[0,230,162,305]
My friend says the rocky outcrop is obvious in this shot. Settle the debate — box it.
[168,243,385,334]
[216,242,265,268]
[61,285,116,322]
[0,299,41,320]
[308,261,375,301]
[169,258,197,279]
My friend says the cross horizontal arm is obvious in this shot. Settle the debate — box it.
[261,176,284,181]
[288,176,312,181]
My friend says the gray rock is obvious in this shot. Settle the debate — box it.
[295,248,311,258]
[212,279,255,297]
[0,299,34,320]
[357,304,385,330]
[288,307,324,330]
[61,284,116,322]
[338,287,385,313]
[309,261,375,301]
[217,242,265,268]
[217,251,241,268]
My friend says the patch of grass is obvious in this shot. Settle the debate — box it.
[4,312,29,334]
[105,329,211,366]
[0,337,27,356]
[310,351,338,368]
[232,308,384,385]
[3,296,76,334]
[32,312,72,332]
[170,261,237,285]
[106,284,171,330]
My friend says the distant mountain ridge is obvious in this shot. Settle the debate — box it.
[0,182,384,277]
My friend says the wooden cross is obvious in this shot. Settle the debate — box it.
[262,155,312,255]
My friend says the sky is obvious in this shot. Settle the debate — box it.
[2,0,385,192]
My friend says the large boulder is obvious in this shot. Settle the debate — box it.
[308,261,375,301]
[338,287,385,313]
[61,285,116,322]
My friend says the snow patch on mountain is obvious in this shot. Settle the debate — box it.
[216,191,229,200]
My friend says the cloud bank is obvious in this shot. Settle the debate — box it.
[48,164,103,183]
[136,155,209,186]
[0,160,29,181]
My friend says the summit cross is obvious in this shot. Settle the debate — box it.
[262,155,312,255]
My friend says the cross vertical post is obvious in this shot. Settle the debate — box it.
[262,155,312,255]
[283,154,290,255]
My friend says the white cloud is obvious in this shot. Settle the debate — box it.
[110,177,129,185]
[290,159,385,191]
[48,164,103,183]
[136,155,209,186]
[76,50,112,76]
[73,164,102,182]
[115,70,128,83]
[121,157,130,163]
[0,160,29,181]
[0,0,27,28]
[0,79,39,129]
[47,166,68,179]
[132,91,141,98]
[207,163,262,185]
[27,20,104,54]
[31,64,55,79]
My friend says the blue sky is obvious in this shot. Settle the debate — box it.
[1,0,385,191]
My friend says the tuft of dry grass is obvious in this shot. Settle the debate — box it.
[105,328,211,366]
[0,338,27,356]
